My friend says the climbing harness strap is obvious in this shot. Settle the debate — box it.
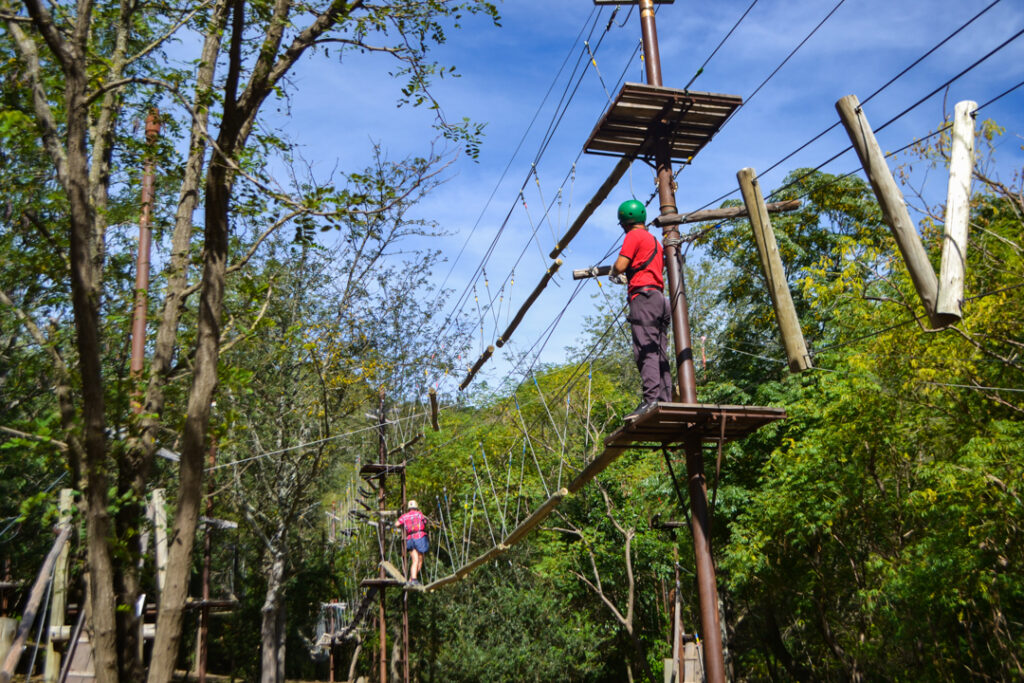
[624,231,661,282]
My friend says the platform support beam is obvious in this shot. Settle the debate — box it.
[634,2,725,681]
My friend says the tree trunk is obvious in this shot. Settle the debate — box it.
[63,38,119,683]
[145,123,233,683]
[260,553,287,683]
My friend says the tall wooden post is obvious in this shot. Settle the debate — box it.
[631,3,726,681]
[43,490,73,682]
[198,438,216,683]
[376,388,388,683]
[401,472,410,683]
[737,168,812,372]
[836,95,940,326]
[151,488,168,594]
[936,100,977,325]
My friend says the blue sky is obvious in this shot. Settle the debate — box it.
[276,0,1024,397]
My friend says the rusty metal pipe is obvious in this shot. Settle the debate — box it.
[639,0,663,87]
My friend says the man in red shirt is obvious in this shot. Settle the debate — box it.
[394,500,429,585]
[609,199,672,416]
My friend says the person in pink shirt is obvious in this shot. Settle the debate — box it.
[394,500,429,585]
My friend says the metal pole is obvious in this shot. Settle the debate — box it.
[130,109,160,410]
[635,3,726,681]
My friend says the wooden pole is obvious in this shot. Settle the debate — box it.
[0,525,72,683]
[198,439,216,683]
[737,168,812,372]
[459,345,495,391]
[376,388,387,683]
[43,490,74,683]
[936,100,977,325]
[549,157,635,260]
[151,488,168,594]
[401,472,410,683]
[495,259,563,349]
[428,388,439,431]
[836,94,940,325]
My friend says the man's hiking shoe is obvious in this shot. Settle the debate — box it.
[408,578,421,586]
[625,402,657,420]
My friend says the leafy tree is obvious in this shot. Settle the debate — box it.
[0,0,497,680]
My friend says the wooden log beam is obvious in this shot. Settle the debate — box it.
[567,445,628,495]
[428,388,439,432]
[0,524,72,683]
[458,345,495,391]
[333,587,379,643]
[495,259,563,349]
[572,265,612,280]
[423,487,571,592]
[653,199,801,227]
[737,168,812,373]
[386,434,422,458]
[836,94,940,325]
[936,100,977,326]
[549,156,635,260]
[502,487,569,547]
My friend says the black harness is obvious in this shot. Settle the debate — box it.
[625,231,660,282]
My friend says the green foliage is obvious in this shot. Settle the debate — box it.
[411,557,607,682]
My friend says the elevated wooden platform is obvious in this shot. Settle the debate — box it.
[584,83,742,164]
[359,577,406,588]
[359,462,406,479]
[606,402,786,448]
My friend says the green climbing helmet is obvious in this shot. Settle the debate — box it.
[617,199,646,226]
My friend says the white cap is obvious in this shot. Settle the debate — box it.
[407,500,418,509]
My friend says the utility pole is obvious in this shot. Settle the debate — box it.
[588,1,728,679]
[634,3,725,681]
[129,109,160,410]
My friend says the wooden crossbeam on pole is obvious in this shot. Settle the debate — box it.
[836,94,940,326]
[737,168,812,373]
[653,199,800,227]
[936,100,977,326]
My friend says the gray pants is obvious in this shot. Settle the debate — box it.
[628,290,673,403]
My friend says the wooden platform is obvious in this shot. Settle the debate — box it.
[359,577,406,588]
[605,403,786,448]
[359,462,406,479]
[584,83,742,164]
